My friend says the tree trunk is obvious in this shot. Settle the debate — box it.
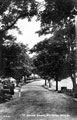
[0,46,2,75]
[48,79,51,88]
[0,38,3,76]
[45,79,47,86]
[71,73,77,93]
[56,79,58,91]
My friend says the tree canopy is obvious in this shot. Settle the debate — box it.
[0,0,77,92]
[2,41,32,81]
[0,0,39,76]
[0,0,38,40]
[31,0,77,91]
[31,37,69,78]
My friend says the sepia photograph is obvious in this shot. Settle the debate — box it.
[0,0,77,120]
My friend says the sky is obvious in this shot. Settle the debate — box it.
[9,17,50,49]
[9,0,48,50]
[8,0,48,57]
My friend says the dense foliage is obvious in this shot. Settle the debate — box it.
[31,37,70,90]
[31,0,77,91]
[0,0,38,76]
[2,42,32,81]
[0,0,77,92]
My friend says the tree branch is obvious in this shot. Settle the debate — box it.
[3,15,21,32]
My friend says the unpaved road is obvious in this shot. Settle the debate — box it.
[0,79,77,120]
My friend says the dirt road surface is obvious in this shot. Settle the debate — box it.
[0,79,77,120]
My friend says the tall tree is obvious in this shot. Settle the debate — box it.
[36,0,77,92]
[2,41,32,83]
[0,0,38,75]
[31,38,69,90]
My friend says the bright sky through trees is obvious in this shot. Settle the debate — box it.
[8,0,49,49]
[9,17,50,49]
